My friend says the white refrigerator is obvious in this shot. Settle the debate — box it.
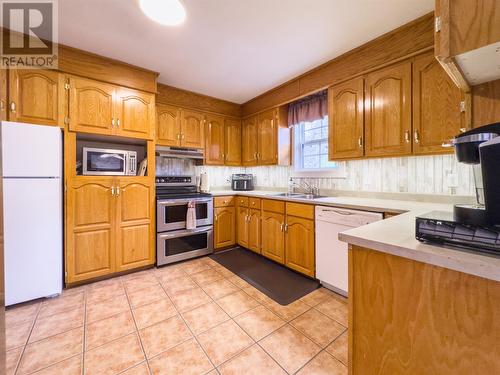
[2,121,63,306]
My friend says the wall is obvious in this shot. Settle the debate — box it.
[196,154,475,197]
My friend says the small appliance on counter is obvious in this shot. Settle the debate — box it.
[231,174,254,191]
[199,172,210,193]
[416,121,500,254]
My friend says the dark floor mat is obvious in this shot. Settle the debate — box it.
[210,247,320,306]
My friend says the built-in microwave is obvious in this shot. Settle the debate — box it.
[82,147,137,176]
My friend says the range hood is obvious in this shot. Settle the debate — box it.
[155,146,204,160]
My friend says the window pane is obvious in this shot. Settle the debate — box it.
[320,154,337,169]
[303,143,320,156]
[304,127,323,142]
[321,125,328,139]
[303,156,319,169]
[304,120,322,131]
[320,141,328,155]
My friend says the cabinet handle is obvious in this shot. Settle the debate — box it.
[0,99,5,111]
[181,133,185,139]
[116,186,120,196]
[9,101,16,113]
[284,223,288,232]
[111,118,115,128]
[117,119,120,128]
[414,130,420,144]
[111,186,115,196]
[215,215,218,222]
[404,130,411,143]
[245,215,249,222]
[358,137,363,148]
[177,134,181,140]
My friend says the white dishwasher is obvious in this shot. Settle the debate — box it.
[315,206,383,296]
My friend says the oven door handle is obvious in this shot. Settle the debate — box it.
[157,198,213,206]
[158,226,213,239]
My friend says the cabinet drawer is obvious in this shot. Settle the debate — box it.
[286,202,314,220]
[262,199,285,214]
[214,196,234,207]
[236,196,249,207]
[249,198,261,209]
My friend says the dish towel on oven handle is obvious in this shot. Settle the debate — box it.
[186,200,197,230]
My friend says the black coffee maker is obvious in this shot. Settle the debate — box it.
[453,122,500,226]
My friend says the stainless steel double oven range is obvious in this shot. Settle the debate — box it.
[156,176,214,266]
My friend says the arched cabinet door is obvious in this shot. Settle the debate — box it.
[214,207,236,249]
[181,109,205,149]
[328,77,364,160]
[157,104,181,146]
[285,216,315,277]
[365,61,412,157]
[247,209,261,254]
[68,76,115,135]
[205,115,225,165]
[115,88,155,140]
[9,69,65,126]
[66,178,116,283]
[242,116,258,166]
[115,179,155,272]
[237,206,249,248]
[261,211,285,264]
[257,109,278,165]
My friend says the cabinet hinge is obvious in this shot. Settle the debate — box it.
[64,83,70,90]
[435,17,441,33]
[460,101,466,113]
[64,117,70,125]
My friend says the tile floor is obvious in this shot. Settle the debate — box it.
[5,256,348,375]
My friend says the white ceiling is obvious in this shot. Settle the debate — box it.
[59,0,434,103]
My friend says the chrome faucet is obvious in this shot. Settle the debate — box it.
[289,178,320,196]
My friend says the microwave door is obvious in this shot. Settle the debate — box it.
[85,152,125,175]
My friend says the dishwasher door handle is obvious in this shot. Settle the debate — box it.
[319,209,355,216]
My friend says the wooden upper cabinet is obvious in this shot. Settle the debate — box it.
[65,178,116,283]
[115,88,155,140]
[115,178,154,272]
[68,76,115,135]
[413,53,465,155]
[365,62,412,157]
[0,68,7,121]
[261,210,285,264]
[242,116,258,166]
[156,104,181,146]
[257,108,278,165]
[225,118,242,166]
[181,109,205,149]
[285,216,315,277]
[328,77,365,160]
[205,115,225,165]
[214,206,236,249]
[8,69,64,127]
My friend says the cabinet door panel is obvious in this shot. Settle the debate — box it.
[214,207,236,249]
[261,211,284,264]
[66,179,115,283]
[157,104,181,146]
[205,115,225,165]
[68,77,115,135]
[116,89,155,139]
[225,118,242,166]
[413,53,464,154]
[365,62,412,157]
[242,116,258,165]
[258,109,278,164]
[248,209,261,254]
[181,109,205,148]
[9,69,64,126]
[329,77,364,160]
[237,207,249,248]
[116,179,154,271]
[285,216,315,277]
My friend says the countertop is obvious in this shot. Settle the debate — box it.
[210,189,500,282]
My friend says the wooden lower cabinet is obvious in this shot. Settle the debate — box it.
[66,178,116,283]
[214,206,236,249]
[115,179,155,272]
[285,216,315,277]
[237,206,249,248]
[65,176,154,284]
[261,211,285,264]
[247,209,261,254]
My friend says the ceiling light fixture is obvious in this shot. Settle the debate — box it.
[139,0,186,26]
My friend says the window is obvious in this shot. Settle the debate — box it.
[294,116,337,171]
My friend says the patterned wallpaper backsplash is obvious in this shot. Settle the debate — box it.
[195,154,475,196]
